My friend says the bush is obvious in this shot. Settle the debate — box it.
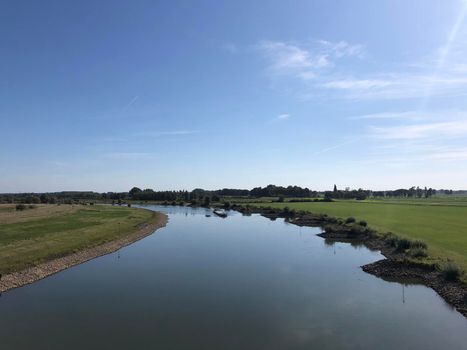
[410,240,427,249]
[345,217,356,224]
[384,233,398,247]
[349,223,366,235]
[28,205,37,209]
[358,220,367,227]
[396,238,412,252]
[127,203,132,207]
[410,248,428,258]
[15,204,26,211]
[440,262,463,282]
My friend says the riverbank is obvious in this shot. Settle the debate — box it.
[228,204,467,318]
[0,205,168,293]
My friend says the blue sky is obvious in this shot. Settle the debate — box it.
[1,0,467,192]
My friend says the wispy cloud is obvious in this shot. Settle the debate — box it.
[369,120,467,140]
[271,113,291,122]
[154,130,199,136]
[256,12,467,102]
[102,152,154,160]
[321,74,467,100]
[316,40,365,59]
[133,130,199,137]
[257,39,364,81]
[350,111,425,121]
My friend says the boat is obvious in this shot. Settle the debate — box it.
[213,209,227,218]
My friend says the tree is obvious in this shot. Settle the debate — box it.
[129,187,142,198]
[333,184,337,193]
[40,194,49,204]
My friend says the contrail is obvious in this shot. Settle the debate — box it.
[312,138,360,155]
[419,0,467,110]
[122,95,139,112]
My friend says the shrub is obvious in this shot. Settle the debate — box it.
[410,248,428,258]
[440,262,463,282]
[410,240,427,249]
[349,223,366,235]
[127,203,132,207]
[15,204,26,211]
[383,232,397,245]
[345,217,356,224]
[396,238,412,252]
[358,220,367,227]
[28,205,37,209]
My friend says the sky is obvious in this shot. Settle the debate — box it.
[1,0,467,192]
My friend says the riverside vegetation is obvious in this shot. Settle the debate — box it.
[0,204,164,276]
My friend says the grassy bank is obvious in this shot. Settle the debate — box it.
[0,204,160,274]
[241,199,467,273]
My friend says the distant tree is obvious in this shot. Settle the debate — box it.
[40,194,49,204]
[129,187,142,198]
[333,184,337,193]
[203,196,211,207]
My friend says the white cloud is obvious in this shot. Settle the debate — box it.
[321,74,467,100]
[316,40,365,58]
[257,39,364,81]
[271,113,291,122]
[369,120,467,140]
[350,111,428,121]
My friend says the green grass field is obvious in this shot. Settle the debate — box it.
[245,199,467,272]
[0,204,159,274]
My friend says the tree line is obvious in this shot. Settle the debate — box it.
[0,185,460,204]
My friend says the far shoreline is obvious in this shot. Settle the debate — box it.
[0,209,168,294]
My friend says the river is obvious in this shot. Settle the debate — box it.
[0,205,466,349]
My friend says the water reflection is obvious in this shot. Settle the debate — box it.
[0,205,465,350]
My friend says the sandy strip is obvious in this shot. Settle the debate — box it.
[0,211,168,293]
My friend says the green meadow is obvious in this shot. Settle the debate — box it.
[247,199,467,272]
[0,204,159,274]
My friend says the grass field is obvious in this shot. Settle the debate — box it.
[245,199,467,272]
[0,204,157,274]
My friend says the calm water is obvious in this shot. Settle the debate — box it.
[0,205,466,349]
